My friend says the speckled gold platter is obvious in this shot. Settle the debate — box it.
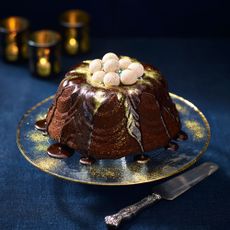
[17,93,210,186]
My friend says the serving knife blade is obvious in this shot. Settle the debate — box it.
[105,162,218,228]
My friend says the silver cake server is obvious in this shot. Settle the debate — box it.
[105,162,218,228]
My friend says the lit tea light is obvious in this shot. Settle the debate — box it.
[65,37,79,55]
[69,37,77,46]
[60,9,90,55]
[28,30,61,78]
[5,43,19,61]
[36,57,51,77]
[0,16,29,62]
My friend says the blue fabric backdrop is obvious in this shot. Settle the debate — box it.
[0,38,230,229]
[1,0,230,37]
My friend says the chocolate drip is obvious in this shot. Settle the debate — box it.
[155,99,171,139]
[124,93,144,152]
[165,141,179,151]
[57,84,105,156]
[176,130,188,141]
[46,75,86,135]
[143,77,177,140]
[80,156,95,165]
[134,154,150,163]
[163,106,176,121]
[58,86,81,130]
[47,143,74,159]
[83,97,95,152]
[35,119,47,132]
[46,85,67,133]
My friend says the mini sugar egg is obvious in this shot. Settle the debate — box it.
[120,69,138,85]
[119,58,132,70]
[103,59,119,72]
[128,62,144,77]
[102,52,119,63]
[103,72,120,87]
[92,71,105,83]
[89,59,102,73]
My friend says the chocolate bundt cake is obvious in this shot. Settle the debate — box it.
[37,53,187,163]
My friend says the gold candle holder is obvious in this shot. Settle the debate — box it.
[0,16,29,62]
[60,9,90,55]
[28,30,61,78]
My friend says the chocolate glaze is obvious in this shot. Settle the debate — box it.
[175,130,188,141]
[46,60,183,159]
[35,119,47,132]
[79,156,95,165]
[124,94,144,152]
[165,141,179,151]
[47,143,74,159]
[134,154,150,164]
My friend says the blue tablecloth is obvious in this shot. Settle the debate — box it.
[0,38,230,230]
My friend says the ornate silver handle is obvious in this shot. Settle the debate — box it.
[104,193,162,228]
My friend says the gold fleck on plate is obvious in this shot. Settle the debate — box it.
[16,93,210,186]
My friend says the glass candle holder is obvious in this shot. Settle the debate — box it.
[28,30,61,78]
[60,9,90,55]
[0,16,29,63]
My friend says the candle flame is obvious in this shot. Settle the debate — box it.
[40,57,48,64]
[69,38,77,46]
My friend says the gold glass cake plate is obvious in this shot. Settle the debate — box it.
[16,93,210,186]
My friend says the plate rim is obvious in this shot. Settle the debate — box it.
[16,93,211,186]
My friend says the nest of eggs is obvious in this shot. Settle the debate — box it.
[89,52,144,87]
